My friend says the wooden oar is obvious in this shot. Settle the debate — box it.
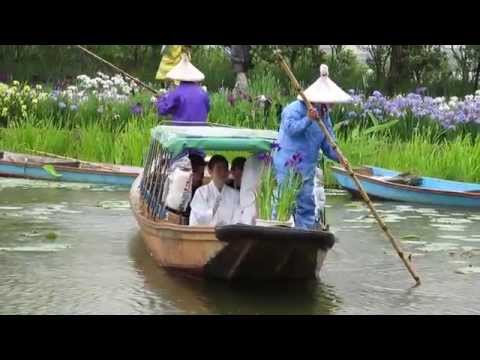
[274,50,421,286]
[27,149,114,170]
[28,149,82,162]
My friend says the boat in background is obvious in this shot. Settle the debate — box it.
[331,165,480,208]
[0,151,141,186]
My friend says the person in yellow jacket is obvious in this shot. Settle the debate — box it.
[156,45,192,86]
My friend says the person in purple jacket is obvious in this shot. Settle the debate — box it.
[156,55,210,125]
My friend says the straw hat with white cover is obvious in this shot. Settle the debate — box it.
[166,54,205,82]
[298,64,352,104]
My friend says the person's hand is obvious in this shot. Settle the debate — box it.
[308,107,319,121]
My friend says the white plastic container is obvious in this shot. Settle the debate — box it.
[165,168,192,212]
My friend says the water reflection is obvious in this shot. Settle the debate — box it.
[128,235,342,315]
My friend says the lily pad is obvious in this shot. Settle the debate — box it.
[460,249,480,257]
[344,216,376,224]
[47,205,65,210]
[430,224,466,232]
[401,234,421,240]
[96,201,130,210]
[20,231,42,238]
[0,244,70,252]
[418,242,459,252]
[345,202,364,208]
[383,214,407,223]
[376,209,399,214]
[408,252,426,257]
[402,240,428,245]
[455,266,480,274]
[33,216,49,221]
[461,246,478,252]
[431,218,472,225]
[45,232,58,240]
[415,208,438,214]
[346,208,367,213]
[6,213,22,218]
[0,206,24,210]
[458,238,480,243]
[394,205,415,212]
[58,209,82,214]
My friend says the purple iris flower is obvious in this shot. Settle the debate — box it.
[227,94,236,107]
[415,87,427,96]
[131,102,143,116]
[285,152,303,170]
[270,142,281,151]
[257,153,273,165]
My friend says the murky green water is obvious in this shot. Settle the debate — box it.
[1,178,480,314]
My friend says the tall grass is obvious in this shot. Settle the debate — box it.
[3,118,479,188]
[324,129,480,187]
[0,116,155,166]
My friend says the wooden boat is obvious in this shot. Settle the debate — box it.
[331,165,480,208]
[129,125,336,281]
[0,151,141,186]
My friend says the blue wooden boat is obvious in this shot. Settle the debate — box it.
[331,165,480,208]
[0,151,141,187]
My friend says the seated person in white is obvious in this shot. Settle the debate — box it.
[226,156,246,190]
[189,155,240,226]
[236,155,263,225]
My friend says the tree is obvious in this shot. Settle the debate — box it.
[467,45,480,91]
[363,45,391,84]
[387,45,411,95]
[386,45,449,95]
[229,45,252,97]
[408,46,448,85]
[451,45,473,85]
[329,45,344,62]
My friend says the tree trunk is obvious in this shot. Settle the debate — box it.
[289,49,298,70]
[387,45,410,95]
[230,45,251,97]
[474,58,480,92]
[15,45,24,63]
[133,46,139,66]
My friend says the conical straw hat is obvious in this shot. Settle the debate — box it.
[298,64,352,104]
[166,55,205,82]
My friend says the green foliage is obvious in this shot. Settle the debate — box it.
[42,164,62,177]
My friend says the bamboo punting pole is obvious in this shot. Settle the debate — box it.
[76,45,160,96]
[274,50,421,286]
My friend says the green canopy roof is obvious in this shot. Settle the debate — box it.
[151,125,278,156]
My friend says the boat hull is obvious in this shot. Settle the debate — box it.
[331,166,480,208]
[129,174,335,280]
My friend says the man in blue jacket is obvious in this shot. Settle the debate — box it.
[273,64,352,230]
